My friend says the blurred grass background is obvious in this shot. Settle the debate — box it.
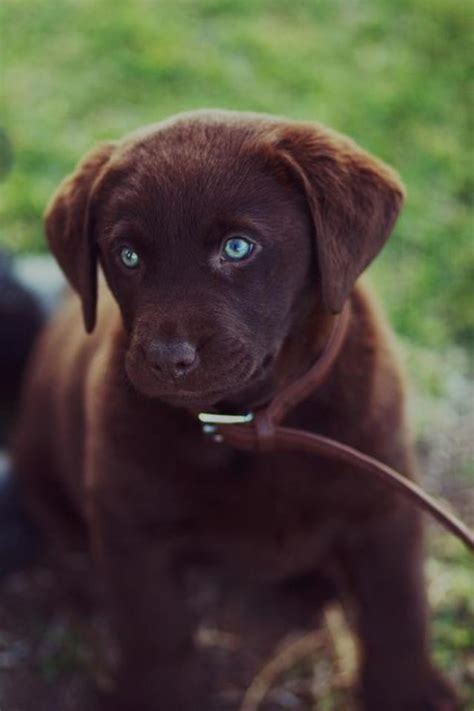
[1,0,473,353]
[1,0,473,707]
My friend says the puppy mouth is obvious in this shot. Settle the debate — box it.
[127,335,279,407]
[157,388,233,408]
[157,374,253,406]
[133,349,276,407]
[158,351,277,407]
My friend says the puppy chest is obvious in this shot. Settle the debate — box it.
[165,444,342,576]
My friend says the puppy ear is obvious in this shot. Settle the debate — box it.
[44,142,116,332]
[274,124,405,312]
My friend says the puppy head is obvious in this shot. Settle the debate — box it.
[45,110,404,407]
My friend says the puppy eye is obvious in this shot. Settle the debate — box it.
[222,236,254,262]
[120,246,140,269]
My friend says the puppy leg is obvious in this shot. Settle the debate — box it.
[341,502,457,711]
[88,491,208,711]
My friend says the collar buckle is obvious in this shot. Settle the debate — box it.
[198,412,254,425]
[198,412,254,442]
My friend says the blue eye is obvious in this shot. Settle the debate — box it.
[120,246,140,269]
[222,236,254,261]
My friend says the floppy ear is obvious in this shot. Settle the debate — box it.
[273,123,405,312]
[44,142,116,332]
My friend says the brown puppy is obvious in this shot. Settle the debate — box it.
[14,110,456,710]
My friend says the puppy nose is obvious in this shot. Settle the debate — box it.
[145,339,199,379]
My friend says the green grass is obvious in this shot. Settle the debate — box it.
[1,1,473,705]
[1,0,473,352]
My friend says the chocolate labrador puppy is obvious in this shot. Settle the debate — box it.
[14,110,456,710]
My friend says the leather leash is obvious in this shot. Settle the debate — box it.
[198,304,474,552]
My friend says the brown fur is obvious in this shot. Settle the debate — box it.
[14,110,456,710]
